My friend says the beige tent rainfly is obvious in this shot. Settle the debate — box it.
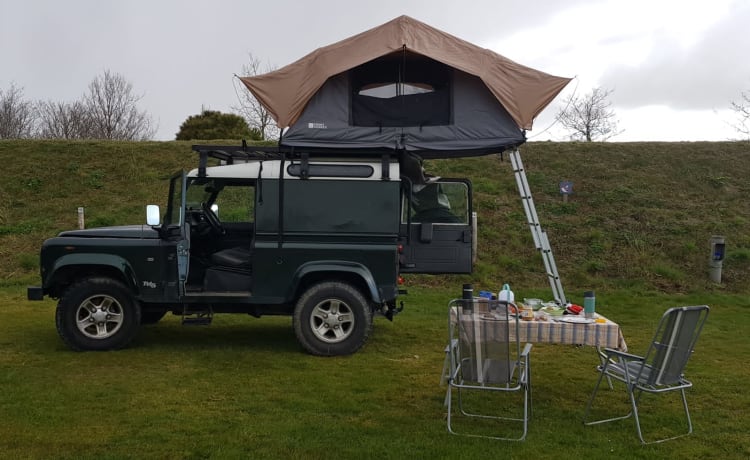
[240,15,571,156]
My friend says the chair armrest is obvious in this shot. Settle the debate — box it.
[521,343,532,357]
[602,348,644,362]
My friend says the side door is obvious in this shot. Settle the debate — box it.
[161,171,190,297]
[398,179,473,274]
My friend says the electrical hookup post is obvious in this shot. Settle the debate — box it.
[506,149,567,306]
[559,181,573,202]
[709,235,725,283]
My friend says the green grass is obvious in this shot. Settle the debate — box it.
[1,286,748,459]
[1,139,750,457]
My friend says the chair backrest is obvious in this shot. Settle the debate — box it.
[451,300,520,385]
[640,305,709,386]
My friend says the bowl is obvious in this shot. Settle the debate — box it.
[524,298,543,311]
[541,306,564,317]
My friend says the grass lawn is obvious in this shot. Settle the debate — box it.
[2,140,749,458]
[1,284,748,459]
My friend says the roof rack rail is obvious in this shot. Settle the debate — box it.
[192,144,283,177]
[191,143,402,177]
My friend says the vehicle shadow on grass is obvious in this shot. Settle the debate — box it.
[135,315,301,353]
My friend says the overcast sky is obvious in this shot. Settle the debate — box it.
[2,0,749,141]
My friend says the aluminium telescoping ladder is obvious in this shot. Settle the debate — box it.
[508,149,568,305]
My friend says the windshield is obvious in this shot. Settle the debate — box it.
[186,177,256,223]
[164,172,185,227]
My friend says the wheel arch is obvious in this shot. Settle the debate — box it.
[46,254,138,299]
[291,261,381,306]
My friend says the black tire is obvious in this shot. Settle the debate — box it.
[55,277,142,351]
[293,281,372,356]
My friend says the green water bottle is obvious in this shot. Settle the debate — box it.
[583,291,595,319]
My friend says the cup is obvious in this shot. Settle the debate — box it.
[462,284,474,313]
[583,291,595,319]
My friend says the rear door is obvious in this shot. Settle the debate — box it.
[398,180,473,274]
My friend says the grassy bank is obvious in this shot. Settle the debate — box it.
[2,140,750,297]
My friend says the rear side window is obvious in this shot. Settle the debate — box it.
[287,164,374,178]
[403,182,469,224]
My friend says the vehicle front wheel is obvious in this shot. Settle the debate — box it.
[55,277,142,351]
[293,282,372,356]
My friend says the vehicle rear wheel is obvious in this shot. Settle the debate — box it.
[55,277,142,351]
[293,281,372,356]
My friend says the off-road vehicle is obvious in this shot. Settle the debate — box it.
[28,145,474,355]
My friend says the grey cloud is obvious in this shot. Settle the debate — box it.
[601,2,750,110]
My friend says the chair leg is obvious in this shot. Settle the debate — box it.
[634,387,694,444]
[526,363,533,418]
[629,386,646,443]
[596,348,615,389]
[446,382,529,441]
[583,368,606,424]
[583,370,633,426]
[681,388,694,437]
[446,385,454,434]
[520,383,529,441]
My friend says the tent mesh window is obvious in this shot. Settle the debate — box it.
[351,53,451,128]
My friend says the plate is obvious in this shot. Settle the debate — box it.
[554,316,595,324]
[480,313,503,321]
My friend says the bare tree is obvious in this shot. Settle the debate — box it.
[83,70,156,140]
[556,87,621,142]
[729,89,750,140]
[233,53,280,141]
[0,83,37,138]
[36,100,92,139]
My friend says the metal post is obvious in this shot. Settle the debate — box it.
[709,235,725,283]
[471,211,478,265]
[77,207,85,229]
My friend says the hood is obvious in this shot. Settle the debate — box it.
[58,225,160,239]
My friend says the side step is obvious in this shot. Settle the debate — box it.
[181,307,213,326]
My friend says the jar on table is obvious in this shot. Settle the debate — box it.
[520,303,534,321]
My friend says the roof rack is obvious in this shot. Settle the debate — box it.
[192,142,408,179]
[192,143,283,177]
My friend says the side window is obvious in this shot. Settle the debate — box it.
[213,184,255,223]
[402,182,469,224]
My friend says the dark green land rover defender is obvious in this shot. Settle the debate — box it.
[28,145,473,355]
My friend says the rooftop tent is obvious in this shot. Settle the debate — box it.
[239,15,571,157]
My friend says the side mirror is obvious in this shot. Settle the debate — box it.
[146,205,161,226]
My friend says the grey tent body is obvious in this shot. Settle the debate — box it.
[282,64,527,157]
[240,16,571,158]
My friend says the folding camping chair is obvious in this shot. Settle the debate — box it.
[445,299,532,441]
[583,305,709,444]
